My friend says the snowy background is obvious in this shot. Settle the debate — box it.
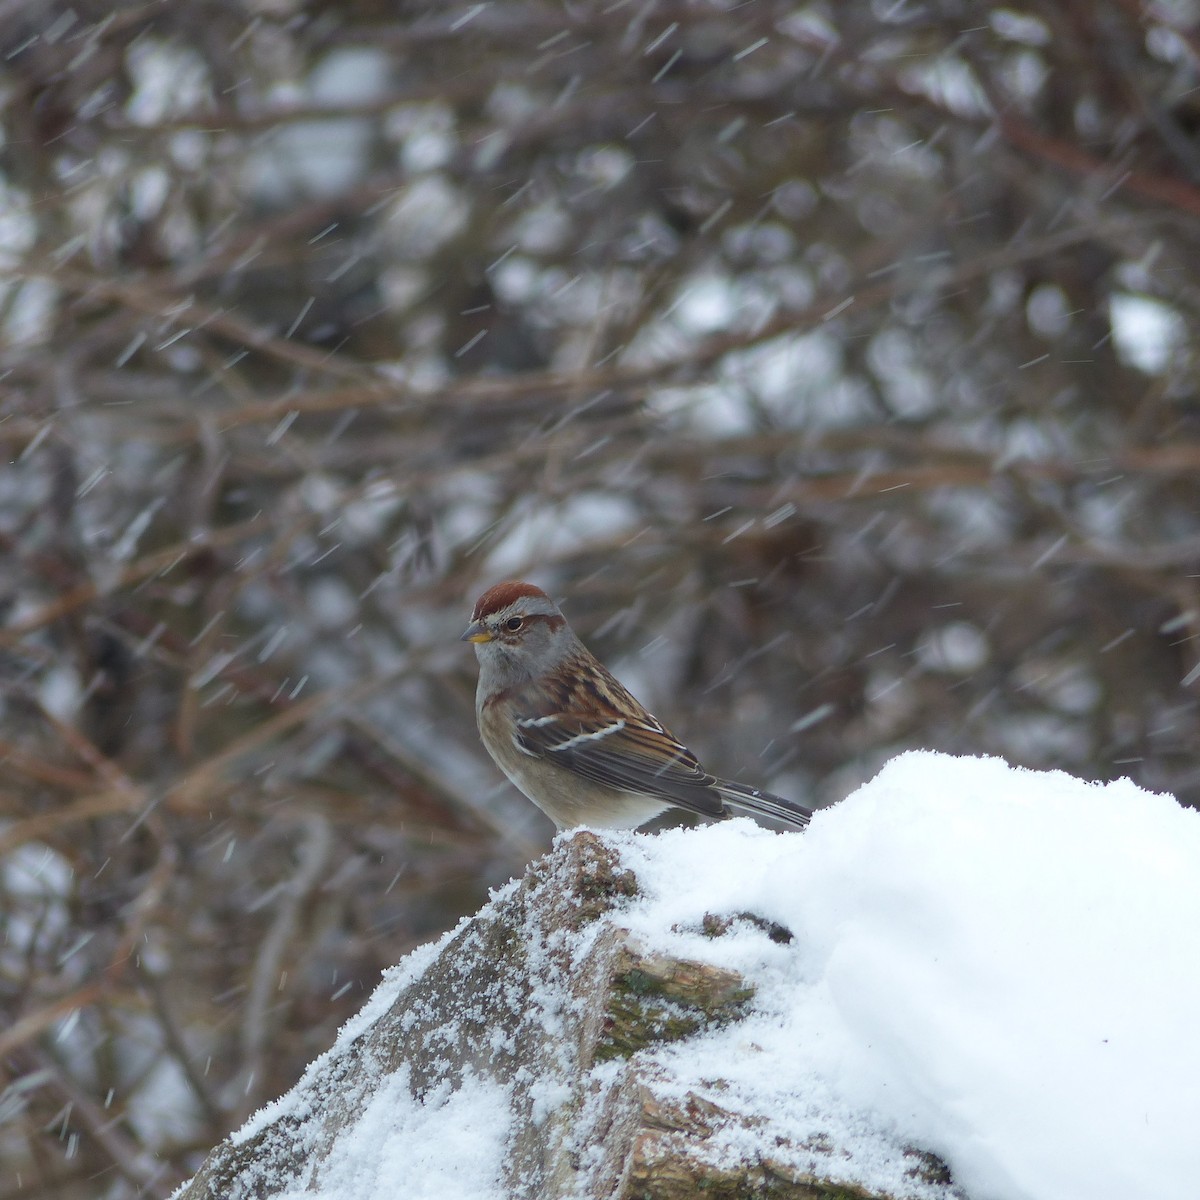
[2,2,1199,1196]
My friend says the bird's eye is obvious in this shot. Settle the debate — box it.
[505,616,523,631]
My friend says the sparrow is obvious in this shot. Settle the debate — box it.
[462,580,812,831]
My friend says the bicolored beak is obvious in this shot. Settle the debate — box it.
[461,619,493,644]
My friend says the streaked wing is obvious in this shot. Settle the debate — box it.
[508,669,725,818]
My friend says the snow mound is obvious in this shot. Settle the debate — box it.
[179,751,1200,1200]
[616,750,1200,1200]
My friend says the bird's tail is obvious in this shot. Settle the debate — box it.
[715,779,812,830]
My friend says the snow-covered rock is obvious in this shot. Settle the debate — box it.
[175,752,1200,1200]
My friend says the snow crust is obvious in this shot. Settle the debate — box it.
[223,912,514,1196]
[616,751,1200,1200]
[209,751,1200,1200]
[273,1067,511,1200]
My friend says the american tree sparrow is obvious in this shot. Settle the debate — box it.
[462,581,812,831]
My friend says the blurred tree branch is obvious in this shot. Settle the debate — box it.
[2,1,1199,1194]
